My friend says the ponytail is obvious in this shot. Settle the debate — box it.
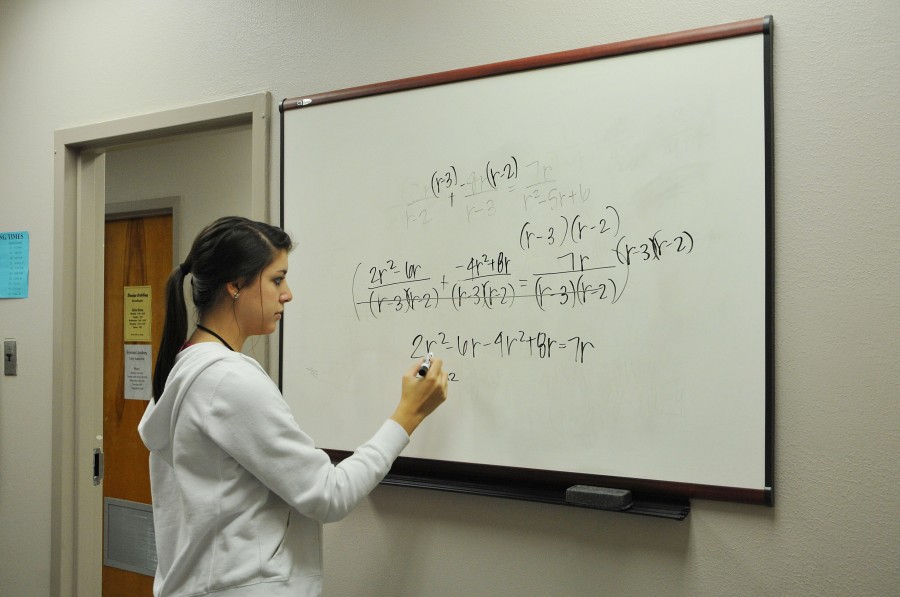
[153,264,190,400]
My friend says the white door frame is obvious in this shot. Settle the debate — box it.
[50,93,271,596]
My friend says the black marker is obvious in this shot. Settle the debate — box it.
[417,352,434,377]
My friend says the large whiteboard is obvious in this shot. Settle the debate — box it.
[281,18,773,506]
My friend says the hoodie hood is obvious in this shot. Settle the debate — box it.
[138,343,237,460]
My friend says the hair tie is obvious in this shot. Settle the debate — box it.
[179,262,190,275]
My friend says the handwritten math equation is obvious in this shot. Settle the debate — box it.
[352,234,695,317]
[354,154,697,370]
[410,330,595,379]
[404,155,593,225]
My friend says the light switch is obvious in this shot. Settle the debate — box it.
[4,339,16,376]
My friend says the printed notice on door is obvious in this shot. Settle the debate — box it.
[124,286,152,342]
[124,344,153,400]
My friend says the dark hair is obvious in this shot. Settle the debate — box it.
[152,216,293,400]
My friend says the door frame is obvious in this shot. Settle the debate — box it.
[51,93,272,596]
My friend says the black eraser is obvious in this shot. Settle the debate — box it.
[565,485,633,510]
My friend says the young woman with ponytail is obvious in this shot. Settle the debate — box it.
[139,216,448,597]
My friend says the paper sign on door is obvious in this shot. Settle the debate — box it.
[124,286,152,342]
[124,344,153,400]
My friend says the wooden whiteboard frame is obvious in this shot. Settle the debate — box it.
[280,17,773,515]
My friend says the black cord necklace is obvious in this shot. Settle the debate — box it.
[196,324,235,352]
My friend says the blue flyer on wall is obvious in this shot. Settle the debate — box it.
[0,231,29,298]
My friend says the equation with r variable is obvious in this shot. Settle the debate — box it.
[345,154,698,373]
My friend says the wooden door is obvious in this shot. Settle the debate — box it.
[103,214,173,596]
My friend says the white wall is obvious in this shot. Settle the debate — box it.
[105,126,252,260]
[1,1,898,595]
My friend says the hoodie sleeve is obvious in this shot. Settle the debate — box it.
[201,357,409,523]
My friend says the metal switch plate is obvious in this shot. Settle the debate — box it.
[4,339,16,376]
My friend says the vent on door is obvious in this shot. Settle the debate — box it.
[104,498,157,576]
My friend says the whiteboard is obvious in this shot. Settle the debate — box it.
[281,18,773,506]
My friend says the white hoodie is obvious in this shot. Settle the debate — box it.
[138,343,409,597]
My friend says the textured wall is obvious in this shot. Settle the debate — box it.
[0,1,897,595]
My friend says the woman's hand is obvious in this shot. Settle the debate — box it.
[390,357,449,436]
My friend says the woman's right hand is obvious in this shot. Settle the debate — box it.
[390,357,449,436]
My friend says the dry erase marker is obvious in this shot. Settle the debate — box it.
[417,352,434,377]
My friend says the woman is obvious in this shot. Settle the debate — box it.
[139,216,448,597]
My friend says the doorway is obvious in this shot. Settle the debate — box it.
[52,93,272,597]
[102,213,173,596]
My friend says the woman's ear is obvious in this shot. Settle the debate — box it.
[226,281,242,300]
